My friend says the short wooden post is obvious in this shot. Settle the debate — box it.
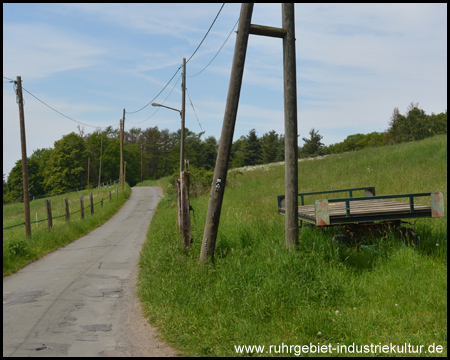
[80,195,84,220]
[64,197,70,222]
[181,170,191,249]
[101,198,103,208]
[176,179,182,232]
[46,199,52,229]
[90,193,94,216]
[109,191,112,202]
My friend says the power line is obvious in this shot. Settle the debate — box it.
[4,5,228,124]
[125,65,183,115]
[127,73,182,125]
[188,17,239,78]
[186,88,203,132]
[20,86,113,129]
[126,3,225,115]
[186,3,225,65]
[4,77,117,130]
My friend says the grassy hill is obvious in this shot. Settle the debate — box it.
[137,135,447,357]
[3,183,131,276]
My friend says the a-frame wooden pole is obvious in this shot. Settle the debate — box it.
[282,3,299,246]
[199,3,299,261]
[199,3,254,262]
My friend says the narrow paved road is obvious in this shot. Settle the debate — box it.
[3,187,178,357]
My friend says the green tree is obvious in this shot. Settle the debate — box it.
[300,128,325,157]
[230,136,246,169]
[428,111,447,135]
[123,143,141,187]
[44,132,89,194]
[4,160,23,203]
[384,103,446,144]
[199,135,218,170]
[3,174,6,201]
[243,129,262,166]
[4,148,52,202]
[261,130,281,163]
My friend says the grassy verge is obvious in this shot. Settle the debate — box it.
[137,135,447,357]
[3,183,131,276]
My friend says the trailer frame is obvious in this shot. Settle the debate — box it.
[277,186,444,244]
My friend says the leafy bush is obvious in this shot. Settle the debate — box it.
[7,238,28,256]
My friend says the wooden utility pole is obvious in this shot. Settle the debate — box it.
[199,3,254,262]
[199,3,299,262]
[180,58,186,173]
[98,137,103,188]
[121,109,125,191]
[282,3,299,246]
[119,119,123,190]
[179,57,192,248]
[141,145,143,183]
[16,76,31,237]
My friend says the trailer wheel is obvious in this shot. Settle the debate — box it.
[398,227,419,246]
[332,233,350,247]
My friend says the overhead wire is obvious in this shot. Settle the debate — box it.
[5,77,115,129]
[185,3,225,65]
[21,86,114,129]
[126,3,225,115]
[186,88,203,132]
[125,65,183,115]
[127,73,182,125]
[188,17,239,78]
[4,4,229,129]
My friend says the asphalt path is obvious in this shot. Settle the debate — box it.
[3,186,176,357]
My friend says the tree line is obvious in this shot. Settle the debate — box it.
[3,104,447,203]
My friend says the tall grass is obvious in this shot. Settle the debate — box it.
[137,135,447,356]
[3,183,131,276]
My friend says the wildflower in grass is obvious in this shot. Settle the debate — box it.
[395,304,399,307]
[335,310,339,314]
[317,331,322,336]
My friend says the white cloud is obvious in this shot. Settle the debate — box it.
[3,23,107,79]
[3,3,446,180]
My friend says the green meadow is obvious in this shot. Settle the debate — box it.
[136,135,447,356]
[3,183,131,276]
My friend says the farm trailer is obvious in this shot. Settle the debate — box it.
[277,186,444,244]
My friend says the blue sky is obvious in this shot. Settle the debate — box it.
[3,3,447,180]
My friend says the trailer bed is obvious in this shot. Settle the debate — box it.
[277,187,444,227]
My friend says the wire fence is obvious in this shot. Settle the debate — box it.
[3,179,120,205]
[3,182,124,231]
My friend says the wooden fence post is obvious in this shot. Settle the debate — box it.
[109,191,112,202]
[90,193,94,216]
[80,195,84,220]
[46,199,52,229]
[64,197,70,222]
[101,198,103,208]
